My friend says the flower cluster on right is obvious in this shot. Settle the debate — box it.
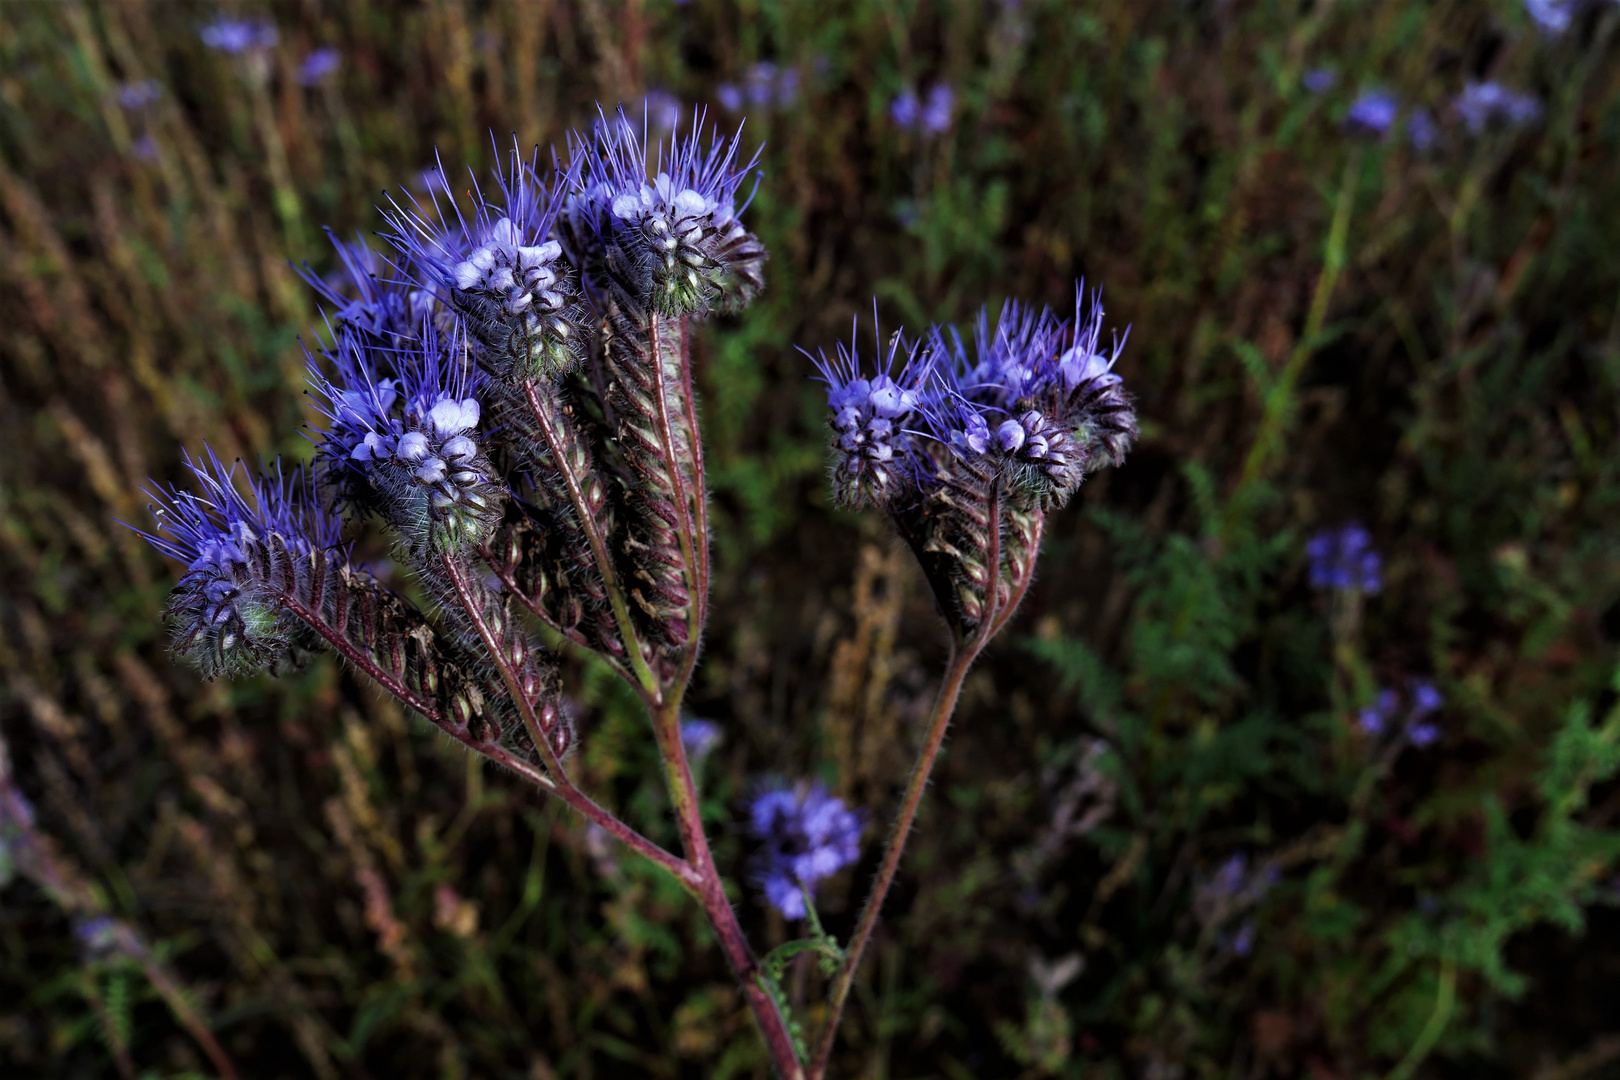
[812,293,1137,637]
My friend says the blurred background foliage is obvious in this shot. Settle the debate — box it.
[2,0,1620,1077]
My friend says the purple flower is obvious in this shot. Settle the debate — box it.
[1525,0,1575,31]
[1232,920,1255,957]
[892,84,955,136]
[1455,81,1542,134]
[1409,680,1442,717]
[299,46,341,86]
[1345,89,1399,138]
[1305,524,1381,593]
[749,780,862,920]
[126,449,346,676]
[681,718,722,759]
[716,83,743,112]
[198,16,278,54]
[890,89,920,129]
[562,107,765,315]
[1406,107,1439,153]
[746,62,777,106]
[116,80,163,111]
[641,88,683,133]
[921,84,954,134]
[1408,722,1440,747]
[1212,853,1248,899]
[132,134,160,162]
[916,288,1135,510]
[1359,688,1399,736]
[811,323,927,509]
[1303,67,1336,94]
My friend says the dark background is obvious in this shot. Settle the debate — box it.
[3,1,1620,1077]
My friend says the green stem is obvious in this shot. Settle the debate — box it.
[1224,146,1360,534]
[1384,957,1456,1080]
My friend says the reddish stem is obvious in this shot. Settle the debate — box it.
[436,555,701,892]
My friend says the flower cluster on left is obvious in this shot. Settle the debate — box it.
[130,113,766,782]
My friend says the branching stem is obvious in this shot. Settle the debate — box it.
[437,553,700,893]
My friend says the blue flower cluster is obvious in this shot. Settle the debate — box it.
[560,110,765,317]
[749,781,862,919]
[198,16,277,54]
[891,84,954,135]
[1306,524,1382,594]
[717,63,800,114]
[131,450,343,676]
[812,290,1135,514]
[1359,680,1443,746]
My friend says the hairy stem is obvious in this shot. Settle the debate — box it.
[524,380,663,701]
[437,554,700,893]
[810,483,1009,1078]
[807,641,981,1079]
[647,681,806,1079]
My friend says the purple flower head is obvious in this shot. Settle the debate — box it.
[198,16,278,54]
[921,84,954,134]
[917,288,1134,510]
[132,135,160,162]
[681,718,722,759]
[1409,679,1442,718]
[1305,524,1381,593]
[1408,722,1441,747]
[299,46,341,86]
[1455,81,1542,134]
[1525,0,1574,31]
[383,142,580,378]
[1231,920,1256,957]
[309,321,498,542]
[811,319,928,509]
[1212,853,1248,898]
[641,88,684,134]
[748,780,862,920]
[1406,107,1439,153]
[127,449,345,676]
[1359,688,1399,736]
[890,88,920,129]
[116,80,163,111]
[892,84,955,135]
[562,107,766,316]
[299,230,427,343]
[716,83,744,112]
[1345,89,1399,138]
[746,62,778,107]
[1303,67,1337,94]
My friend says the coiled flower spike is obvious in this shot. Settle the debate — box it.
[561,106,766,318]
[310,320,502,554]
[130,449,343,679]
[810,320,929,510]
[381,142,584,381]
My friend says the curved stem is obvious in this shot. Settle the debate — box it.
[810,482,1011,1078]
[524,380,663,701]
[438,553,700,894]
[648,685,805,1078]
[808,641,981,1079]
